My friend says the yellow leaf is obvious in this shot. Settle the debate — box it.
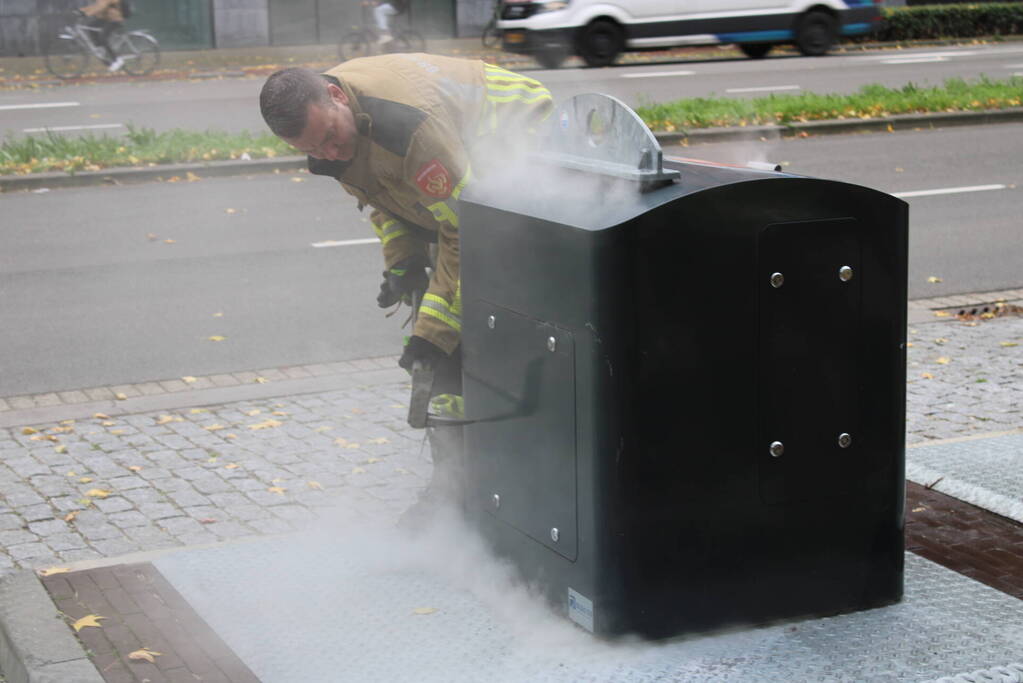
[334,438,349,447]
[352,467,366,475]
[128,647,163,664]
[85,489,111,498]
[307,481,323,490]
[248,419,282,430]
[367,437,389,445]
[208,335,226,342]
[110,429,126,435]
[254,377,268,384]
[315,426,332,432]
[72,615,105,632]
[1000,341,1019,347]
[268,486,286,495]
[185,172,201,182]
[271,411,288,416]
[101,421,116,427]
[155,415,179,425]
[921,372,934,379]
[65,510,79,522]
[934,338,948,344]
[128,466,142,472]
[204,424,226,431]
[936,357,950,365]
[412,607,438,615]
[66,471,77,477]
[926,276,942,283]
[164,239,176,244]
[225,208,237,214]
[225,433,238,440]
[906,342,915,347]
[225,463,239,469]
[933,311,950,318]
[213,311,224,317]
[189,407,207,413]
[22,427,38,435]
[367,457,382,464]
[93,413,110,419]
[244,409,261,416]
[290,176,304,183]
[114,393,128,401]
[37,567,71,577]
[182,376,198,384]
[79,477,93,483]
[981,312,995,319]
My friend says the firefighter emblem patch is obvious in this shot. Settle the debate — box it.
[415,159,452,198]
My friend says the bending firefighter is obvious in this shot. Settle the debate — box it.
[259,54,552,524]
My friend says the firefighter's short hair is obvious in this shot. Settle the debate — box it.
[260,67,333,139]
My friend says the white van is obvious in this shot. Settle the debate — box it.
[497,0,883,68]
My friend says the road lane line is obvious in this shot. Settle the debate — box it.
[725,85,800,93]
[893,184,1005,199]
[621,70,695,79]
[881,56,947,64]
[0,101,81,111]
[22,123,124,133]
[311,238,379,248]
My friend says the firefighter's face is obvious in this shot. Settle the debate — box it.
[288,84,357,161]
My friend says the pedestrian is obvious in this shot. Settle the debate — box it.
[79,0,127,72]
[372,0,406,50]
[258,55,552,522]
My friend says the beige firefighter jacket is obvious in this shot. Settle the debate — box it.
[82,0,123,23]
[309,54,552,355]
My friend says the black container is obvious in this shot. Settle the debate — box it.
[459,100,908,639]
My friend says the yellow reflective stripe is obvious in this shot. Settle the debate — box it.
[428,199,459,228]
[484,65,545,87]
[485,80,548,93]
[451,168,471,201]
[486,90,553,105]
[420,293,462,331]
[372,218,408,245]
[451,281,462,318]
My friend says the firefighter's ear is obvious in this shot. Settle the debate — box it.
[326,83,349,108]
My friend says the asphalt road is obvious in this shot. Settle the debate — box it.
[1,121,1020,396]
[2,43,1022,137]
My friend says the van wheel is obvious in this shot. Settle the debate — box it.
[795,10,837,56]
[535,48,568,69]
[738,43,772,59]
[578,20,623,68]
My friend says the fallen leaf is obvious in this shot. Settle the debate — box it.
[927,275,943,283]
[101,421,116,427]
[1000,341,1019,347]
[350,408,365,415]
[225,463,239,469]
[198,518,217,524]
[66,471,77,477]
[225,433,237,440]
[395,467,410,475]
[163,239,176,244]
[271,410,288,416]
[114,393,128,401]
[307,481,323,490]
[110,429,126,435]
[936,357,950,365]
[128,647,163,663]
[412,607,438,615]
[933,311,950,318]
[290,176,304,183]
[906,342,914,347]
[934,338,948,344]
[189,407,207,413]
[64,510,79,522]
[352,467,366,475]
[79,477,93,483]
[182,376,198,384]
[37,567,71,577]
[128,466,142,472]
[244,409,261,416]
[315,426,332,432]
[85,489,111,498]
[254,377,268,384]
[366,457,382,464]
[334,438,350,447]
[225,208,237,214]
[213,312,224,317]
[208,335,226,342]
[77,498,93,507]
[911,506,927,513]
[147,232,159,240]
[185,172,201,182]
[921,372,934,379]
[204,424,226,431]
[367,437,389,445]
[155,415,180,425]
[248,419,282,430]
[22,427,38,435]
[981,312,995,319]
[93,413,110,419]
[267,486,286,495]
[72,614,105,632]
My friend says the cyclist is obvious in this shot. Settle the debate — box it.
[79,0,125,71]
[372,0,408,51]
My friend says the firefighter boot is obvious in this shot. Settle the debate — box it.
[397,405,465,532]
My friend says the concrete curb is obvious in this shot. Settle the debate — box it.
[0,571,103,683]
[3,108,1023,192]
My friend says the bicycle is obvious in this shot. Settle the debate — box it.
[44,12,159,79]
[338,1,426,62]
[481,1,502,49]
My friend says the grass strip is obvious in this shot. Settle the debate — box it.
[636,76,1023,132]
[0,124,294,175]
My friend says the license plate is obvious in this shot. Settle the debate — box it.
[505,31,525,44]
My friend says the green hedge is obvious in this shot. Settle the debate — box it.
[876,3,1023,41]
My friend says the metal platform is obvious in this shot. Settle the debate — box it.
[907,432,1023,523]
[154,517,1023,683]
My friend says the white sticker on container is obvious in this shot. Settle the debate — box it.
[568,587,594,632]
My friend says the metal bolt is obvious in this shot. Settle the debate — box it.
[838,433,852,448]
[769,441,785,458]
[492,494,500,509]
[547,336,557,352]
[487,315,496,329]
[550,527,560,542]
[839,266,854,282]
[770,272,784,288]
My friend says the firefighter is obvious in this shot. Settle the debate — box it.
[259,55,553,525]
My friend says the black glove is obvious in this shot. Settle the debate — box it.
[399,335,445,372]
[376,256,430,308]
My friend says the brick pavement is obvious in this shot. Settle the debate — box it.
[0,300,1019,681]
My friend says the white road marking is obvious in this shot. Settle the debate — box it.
[621,70,695,79]
[311,238,379,248]
[0,101,80,111]
[1006,63,1023,68]
[881,56,948,65]
[23,123,123,133]
[892,184,1006,199]
[725,85,800,93]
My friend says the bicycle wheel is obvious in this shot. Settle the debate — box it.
[339,31,373,61]
[119,32,160,76]
[43,35,88,79]
[481,20,501,48]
